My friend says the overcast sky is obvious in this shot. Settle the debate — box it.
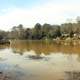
[0,0,80,30]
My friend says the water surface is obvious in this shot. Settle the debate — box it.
[0,40,80,80]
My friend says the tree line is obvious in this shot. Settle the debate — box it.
[0,17,80,40]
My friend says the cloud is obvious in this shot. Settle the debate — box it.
[0,1,80,30]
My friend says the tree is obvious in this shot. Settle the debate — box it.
[32,23,42,39]
[56,26,61,37]
[10,24,25,39]
[17,24,25,39]
[42,23,52,39]
[25,28,32,39]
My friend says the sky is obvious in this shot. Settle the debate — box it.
[0,0,80,31]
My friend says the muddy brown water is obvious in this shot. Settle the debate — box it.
[0,40,80,80]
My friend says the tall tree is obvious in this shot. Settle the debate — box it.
[32,23,42,39]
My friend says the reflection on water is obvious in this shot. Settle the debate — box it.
[65,71,80,80]
[0,40,80,80]
[11,40,80,55]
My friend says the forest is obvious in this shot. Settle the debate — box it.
[0,17,80,40]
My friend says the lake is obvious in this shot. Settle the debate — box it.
[0,40,80,80]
